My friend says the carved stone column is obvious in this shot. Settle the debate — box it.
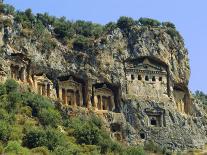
[64,89,67,105]
[100,95,103,110]
[73,90,77,107]
[111,96,115,111]
[94,95,98,110]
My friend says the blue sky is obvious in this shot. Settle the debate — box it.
[4,0,207,93]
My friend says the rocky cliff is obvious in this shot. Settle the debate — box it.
[0,8,206,152]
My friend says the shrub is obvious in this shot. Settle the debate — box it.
[38,108,62,127]
[0,142,3,154]
[3,4,15,15]
[166,28,181,39]
[0,84,6,96]
[194,90,207,105]
[0,108,9,120]
[74,20,103,38]
[0,120,11,142]
[117,16,135,33]
[73,122,100,145]
[23,127,66,151]
[23,127,47,149]
[4,141,30,155]
[6,92,22,112]
[104,22,117,32]
[10,125,23,141]
[123,146,145,155]
[20,106,32,117]
[138,17,161,27]
[73,35,93,51]
[54,19,75,40]
[144,140,162,153]
[31,147,50,155]
[162,22,176,29]
[22,92,53,117]
[5,79,19,93]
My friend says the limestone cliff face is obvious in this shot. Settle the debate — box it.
[0,15,206,151]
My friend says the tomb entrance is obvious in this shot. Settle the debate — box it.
[125,57,169,100]
[145,107,165,127]
[33,74,53,98]
[93,83,116,112]
[58,76,83,107]
[9,53,30,82]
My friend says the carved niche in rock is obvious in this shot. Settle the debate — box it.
[93,83,116,112]
[125,57,169,100]
[110,123,123,141]
[33,74,55,98]
[9,53,30,82]
[145,107,165,127]
[173,84,191,114]
[58,76,83,107]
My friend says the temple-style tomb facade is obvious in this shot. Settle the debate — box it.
[58,76,83,107]
[10,53,30,82]
[33,74,54,98]
[125,57,169,100]
[145,107,165,127]
[93,83,115,111]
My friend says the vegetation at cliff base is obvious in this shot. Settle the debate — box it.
[0,79,147,155]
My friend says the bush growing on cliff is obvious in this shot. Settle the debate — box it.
[194,90,207,105]
[123,146,145,155]
[138,17,161,27]
[162,21,176,29]
[73,35,93,50]
[38,108,62,127]
[117,16,135,33]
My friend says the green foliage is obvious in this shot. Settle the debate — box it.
[74,121,100,145]
[23,127,66,151]
[22,92,53,116]
[3,4,15,15]
[22,127,47,149]
[104,22,117,32]
[31,147,50,155]
[0,84,6,96]
[74,20,103,38]
[0,120,11,142]
[4,141,30,155]
[5,79,19,93]
[0,109,9,120]
[123,146,145,155]
[139,17,161,27]
[6,92,22,112]
[117,16,135,33]
[144,140,162,154]
[38,108,62,127]
[194,90,207,105]
[162,22,176,29]
[53,18,75,40]
[73,35,93,51]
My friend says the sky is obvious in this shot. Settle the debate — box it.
[4,0,207,93]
